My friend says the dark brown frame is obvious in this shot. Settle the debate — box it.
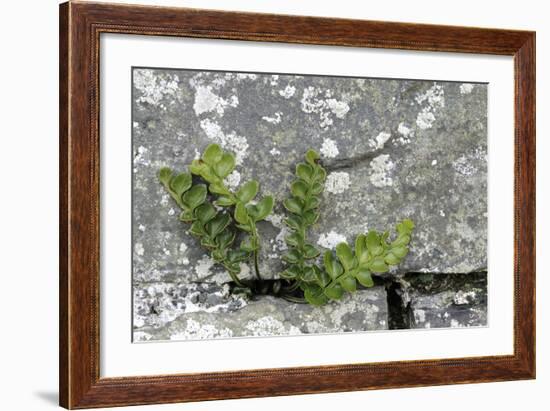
[59,1,536,409]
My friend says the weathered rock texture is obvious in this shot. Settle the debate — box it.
[131,68,488,341]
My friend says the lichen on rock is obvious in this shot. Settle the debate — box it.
[131,67,487,341]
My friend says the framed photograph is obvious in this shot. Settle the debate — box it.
[59,1,535,408]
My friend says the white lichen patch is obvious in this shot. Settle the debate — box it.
[134,242,145,256]
[416,107,437,129]
[317,231,347,249]
[245,316,300,337]
[460,83,475,94]
[414,309,426,324]
[300,86,350,128]
[326,98,350,118]
[192,86,238,116]
[369,154,395,187]
[415,83,445,130]
[415,83,445,108]
[266,213,289,253]
[199,119,249,165]
[171,319,233,340]
[450,319,462,328]
[236,73,257,81]
[262,112,283,124]
[396,122,413,144]
[133,69,179,109]
[133,146,149,167]
[453,155,477,176]
[373,131,392,150]
[194,255,215,280]
[452,147,486,176]
[454,290,476,305]
[325,172,351,194]
[179,242,188,254]
[320,138,339,158]
[223,170,241,192]
[279,84,296,99]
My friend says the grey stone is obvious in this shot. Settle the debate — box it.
[131,68,488,341]
[398,272,488,329]
[132,68,487,285]
[133,285,388,341]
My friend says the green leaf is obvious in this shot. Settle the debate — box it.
[198,166,218,183]
[205,213,231,238]
[158,167,172,185]
[324,251,344,280]
[181,184,207,210]
[314,266,331,287]
[305,149,320,166]
[250,196,273,221]
[236,223,252,232]
[170,172,192,196]
[302,210,319,225]
[280,265,301,280]
[213,152,236,178]
[310,182,324,195]
[227,249,249,263]
[189,159,205,175]
[201,144,223,165]
[214,196,235,207]
[304,284,328,306]
[195,203,217,224]
[324,282,344,300]
[236,180,259,203]
[189,220,206,236]
[285,215,303,230]
[303,244,320,259]
[201,237,216,249]
[211,249,226,261]
[391,245,409,259]
[355,234,368,263]
[340,275,357,292]
[336,242,354,271]
[366,230,383,256]
[291,180,309,199]
[301,266,317,283]
[296,163,313,182]
[370,257,389,273]
[215,230,235,249]
[283,249,301,264]
[392,235,411,247]
[283,197,303,215]
[304,196,320,210]
[384,252,400,265]
[209,183,230,196]
[402,218,415,231]
[355,269,374,287]
[313,166,327,183]
[179,210,195,223]
[284,232,303,248]
[234,202,249,225]
[240,237,258,252]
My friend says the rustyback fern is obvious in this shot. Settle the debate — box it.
[159,144,414,306]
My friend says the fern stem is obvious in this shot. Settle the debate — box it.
[226,268,247,288]
[281,294,307,304]
[253,249,262,281]
[282,281,300,293]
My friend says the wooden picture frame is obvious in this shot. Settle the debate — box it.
[59,1,535,408]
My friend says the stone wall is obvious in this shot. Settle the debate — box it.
[131,68,488,342]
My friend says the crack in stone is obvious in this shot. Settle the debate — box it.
[321,148,387,171]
